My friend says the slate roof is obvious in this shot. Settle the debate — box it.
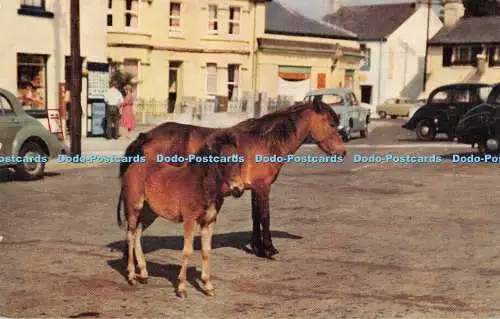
[265,1,358,40]
[428,16,500,45]
[323,3,416,41]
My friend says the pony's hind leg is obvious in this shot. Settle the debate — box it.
[176,219,196,298]
[134,222,148,284]
[200,221,216,296]
[125,194,144,285]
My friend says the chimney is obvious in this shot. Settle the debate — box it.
[443,0,464,26]
[328,0,343,13]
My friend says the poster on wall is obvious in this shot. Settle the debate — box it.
[88,70,108,99]
[47,109,63,134]
[91,102,106,136]
[277,78,311,102]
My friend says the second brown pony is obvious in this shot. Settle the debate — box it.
[118,98,346,259]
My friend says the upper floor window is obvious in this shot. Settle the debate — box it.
[455,46,472,62]
[107,0,113,26]
[208,5,218,34]
[206,63,217,96]
[169,2,181,32]
[18,0,54,18]
[360,44,371,71]
[228,7,241,35]
[125,0,139,28]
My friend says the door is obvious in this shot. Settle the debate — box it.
[360,85,372,104]
[168,61,182,113]
[0,94,23,156]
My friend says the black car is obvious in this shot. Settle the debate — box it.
[455,83,500,154]
[402,83,492,141]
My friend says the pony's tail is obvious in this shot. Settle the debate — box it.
[119,132,150,178]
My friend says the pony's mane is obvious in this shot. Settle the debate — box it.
[195,131,238,158]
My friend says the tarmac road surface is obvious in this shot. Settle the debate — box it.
[1,120,500,318]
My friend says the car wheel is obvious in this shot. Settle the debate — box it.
[14,141,47,181]
[390,115,398,119]
[378,111,387,119]
[415,119,436,141]
[341,126,352,142]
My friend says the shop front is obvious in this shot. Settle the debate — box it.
[276,66,312,102]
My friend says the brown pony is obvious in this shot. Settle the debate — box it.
[118,97,345,260]
[119,131,244,297]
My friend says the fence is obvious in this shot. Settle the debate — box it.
[134,92,296,127]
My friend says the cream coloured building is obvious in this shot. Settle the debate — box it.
[107,0,362,110]
[425,0,500,96]
[0,0,108,137]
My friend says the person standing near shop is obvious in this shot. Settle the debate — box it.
[120,84,137,139]
[103,80,123,139]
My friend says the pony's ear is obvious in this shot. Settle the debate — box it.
[312,95,322,112]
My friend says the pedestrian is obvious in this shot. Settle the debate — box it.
[103,80,123,139]
[120,84,136,139]
[64,86,71,136]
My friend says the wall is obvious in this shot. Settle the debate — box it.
[358,41,383,105]
[0,0,108,136]
[385,5,442,101]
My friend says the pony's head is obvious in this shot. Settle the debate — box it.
[307,96,346,157]
[200,131,244,198]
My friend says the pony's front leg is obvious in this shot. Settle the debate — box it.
[176,219,196,298]
[200,220,216,296]
[250,189,263,256]
[126,225,137,285]
[254,185,279,260]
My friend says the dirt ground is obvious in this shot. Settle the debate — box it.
[2,125,500,318]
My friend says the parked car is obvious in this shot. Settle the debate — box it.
[0,88,69,180]
[407,98,427,119]
[303,88,371,142]
[455,83,500,154]
[402,83,492,141]
[376,97,416,119]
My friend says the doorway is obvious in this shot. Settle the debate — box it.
[168,61,182,113]
[361,85,372,104]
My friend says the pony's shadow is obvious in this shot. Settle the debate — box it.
[106,230,302,292]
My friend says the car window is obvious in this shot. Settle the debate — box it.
[454,90,471,103]
[479,86,492,101]
[430,90,451,104]
[487,86,500,105]
[322,94,344,105]
[0,94,15,116]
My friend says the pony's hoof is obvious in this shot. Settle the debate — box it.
[269,254,280,261]
[204,289,215,297]
[176,290,188,298]
[138,277,149,284]
[127,278,137,286]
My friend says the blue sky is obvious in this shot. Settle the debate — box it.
[277,0,438,20]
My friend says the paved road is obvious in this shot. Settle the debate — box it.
[1,121,500,318]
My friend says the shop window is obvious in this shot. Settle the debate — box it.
[229,7,241,35]
[208,5,218,34]
[125,0,139,28]
[17,53,47,111]
[228,64,240,100]
[206,63,217,96]
[169,2,182,32]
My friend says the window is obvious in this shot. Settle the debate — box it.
[322,94,343,105]
[107,0,113,26]
[20,0,44,8]
[228,64,240,100]
[125,0,139,28]
[169,2,181,31]
[208,5,218,34]
[17,54,47,111]
[206,63,217,96]
[430,91,450,104]
[229,7,241,35]
[18,0,53,17]
[0,95,14,116]
[360,44,371,71]
[455,46,471,62]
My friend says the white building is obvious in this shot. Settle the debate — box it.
[0,0,108,137]
[324,1,443,110]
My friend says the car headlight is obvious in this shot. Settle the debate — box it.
[338,125,344,130]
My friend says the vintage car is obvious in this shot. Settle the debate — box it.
[402,83,492,141]
[0,88,69,180]
[376,97,416,119]
[455,83,500,154]
[303,88,371,142]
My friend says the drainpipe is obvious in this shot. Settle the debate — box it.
[377,40,383,106]
[251,2,258,92]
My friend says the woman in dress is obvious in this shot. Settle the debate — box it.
[120,84,137,139]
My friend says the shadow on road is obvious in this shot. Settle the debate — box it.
[397,137,453,143]
[106,230,302,292]
[0,169,61,183]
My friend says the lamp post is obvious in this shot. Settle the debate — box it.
[70,0,82,155]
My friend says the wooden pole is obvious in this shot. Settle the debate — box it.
[70,0,82,155]
[422,0,432,93]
